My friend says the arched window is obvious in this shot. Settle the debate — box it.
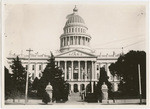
[81,28,82,32]
[69,28,71,32]
[72,28,74,33]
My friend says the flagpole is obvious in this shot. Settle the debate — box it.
[25,48,33,105]
[138,64,142,104]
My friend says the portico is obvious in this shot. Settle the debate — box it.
[55,50,97,81]
[55,49,97,92]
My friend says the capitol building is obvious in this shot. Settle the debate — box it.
[7,6,121,93]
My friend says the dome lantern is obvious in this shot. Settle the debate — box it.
[73,5,78,13]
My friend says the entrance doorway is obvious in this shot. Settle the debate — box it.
[74,84,78,93]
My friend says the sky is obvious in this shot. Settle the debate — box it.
[4,2,147,56]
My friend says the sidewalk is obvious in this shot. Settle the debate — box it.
[5,99,146,105]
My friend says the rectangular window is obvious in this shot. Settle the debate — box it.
[39,65,41,70]
[75,28,77,32]
[97,65,99,70]
[32,65,34,70]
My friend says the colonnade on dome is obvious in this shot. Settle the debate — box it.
[60,36,90,47]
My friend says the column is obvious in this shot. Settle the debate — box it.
[88,38,89,46]
[72,36,73,45]
[65,37,67,46]
[98,63,101,79]
[82,37,84,45]
[71,61,73,80]
[76,36,79,45]
[61,38,63,47]
[95,62,97,80]
[69,36,70,45]
[58,61,60,67]
[81,36,82,45]
[86,38,88,46]
[66,37,68,45]
[64,61,67,80]
[63,38,65,46]
[41,63,43,72]
[55,61,57,66]
[34,63,37,79]
[92,61,94,81]
[85,61,87,80]
[78,84,81,92]
[75,36,77,45]
[73,36,75,45]
[64,37,66,46]
[83,37,85,45]
[91,82,93,93]
[107,63,111,81]
[71,84,73,92]
[80,36,82,45]
[78,61,80,80]
[106,63,108,77]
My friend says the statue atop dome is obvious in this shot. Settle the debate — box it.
[73,5,78,13]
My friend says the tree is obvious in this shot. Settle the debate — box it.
[10,56,31,101]
[37,52,69,102]
[109,50,146,98]
[5,66,13,100]
[32,77,39,90]
[96,67,112,102]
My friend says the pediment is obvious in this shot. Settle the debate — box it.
[55,49,96,58]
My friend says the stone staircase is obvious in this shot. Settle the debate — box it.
[68,92,82,103]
